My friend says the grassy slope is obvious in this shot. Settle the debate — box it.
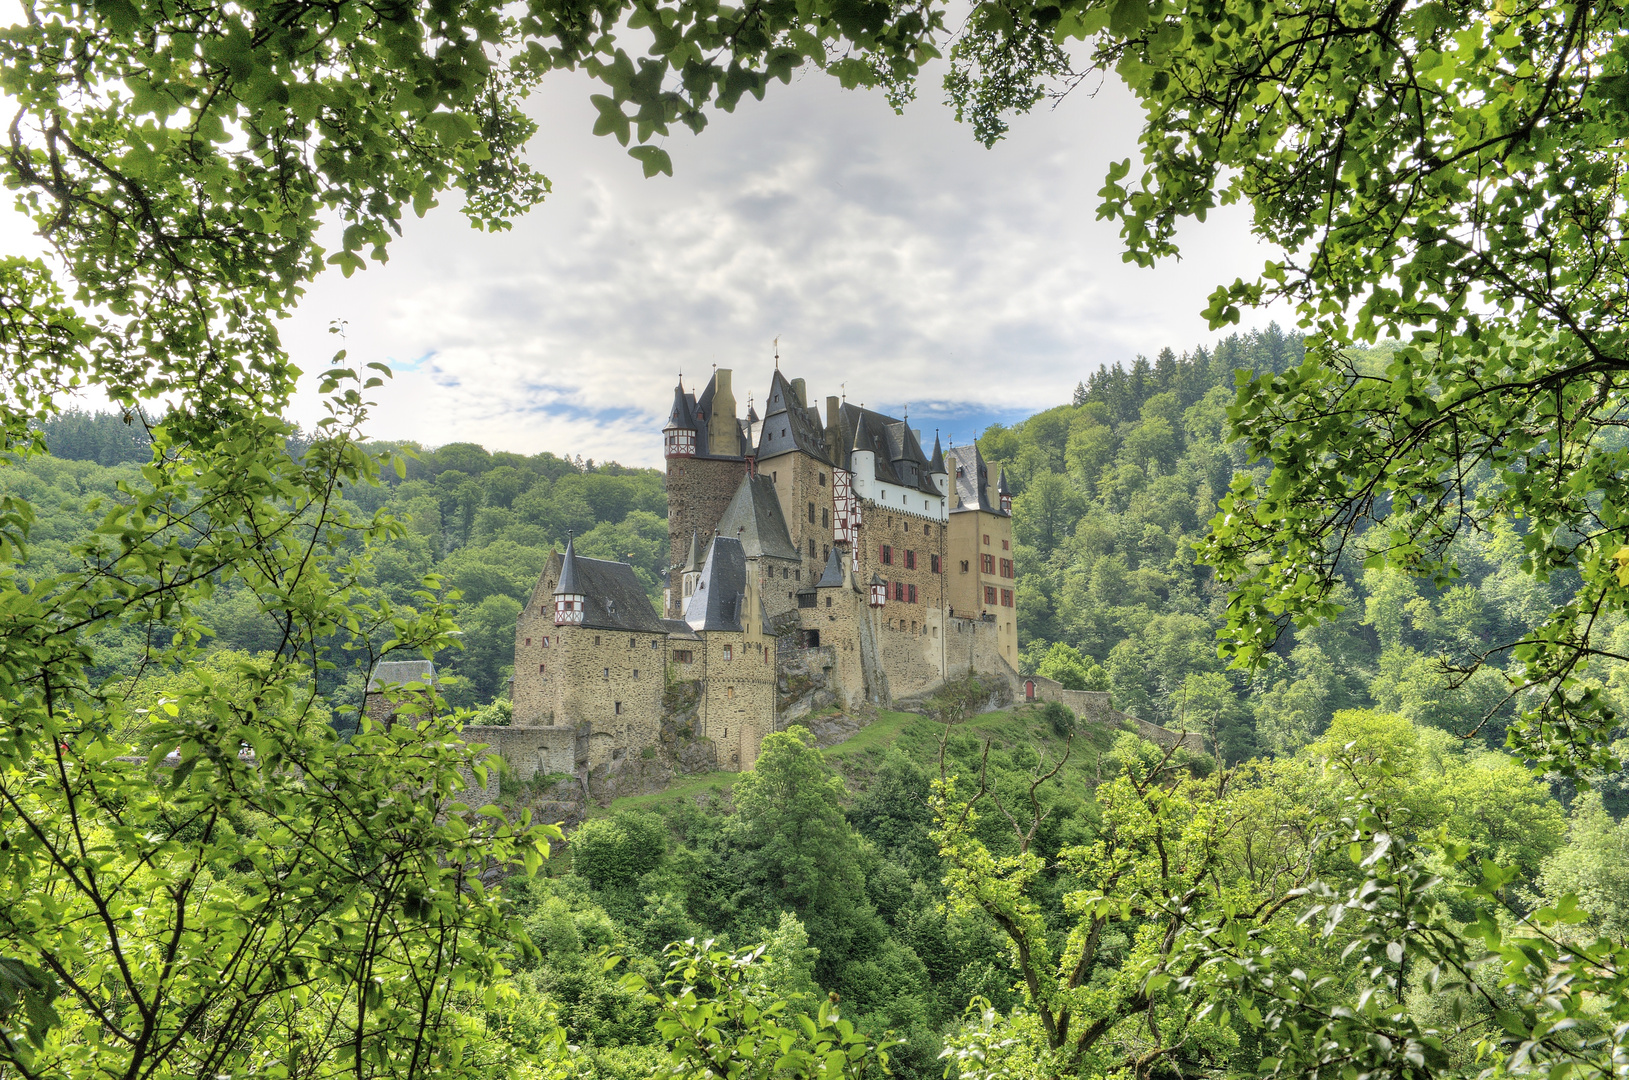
[597,704,1131,816]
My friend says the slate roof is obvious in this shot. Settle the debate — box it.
[683,530,703,573]
[555,535,583,595]
[367,659,437,691]
[946,444,1006,515]
[685,535,749,633]
[997,468,1012,497]
[835,403,943,497]
[714,474,799,561]
[666,373,747,460]
[928,433,947,475]
[815,545,846,588]
[550,544,668,633]
[661,618,701,641]
[756,370,832,464]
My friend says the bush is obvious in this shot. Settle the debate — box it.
[570,811,668,890]
[1038,701,1076,739]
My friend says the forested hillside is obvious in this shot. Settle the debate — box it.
[14,413,667,711]
[975,327,1629,778]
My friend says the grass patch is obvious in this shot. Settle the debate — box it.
[597,768,741,817]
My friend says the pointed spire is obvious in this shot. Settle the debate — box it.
[929,432,947,474]
[665,380,698,431]
[816,544,845,588]
[850,411,872,452]
[997,467,1012,496]
[683,530,702,572]
[555,534,582,596]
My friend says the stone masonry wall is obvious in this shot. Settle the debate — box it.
[1023,675,1206,752]
[665,456,749,618]
[558,628,667,768]
[462,724,576,780]
[512,562,561,725]
[695,630,776,769]
[758,448,835,585]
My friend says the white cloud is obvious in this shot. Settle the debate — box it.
[277,64,1288,466]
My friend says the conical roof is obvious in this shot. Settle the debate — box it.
[997,467,1012,496]
[683,530,702,572]
[929,433,946,474]
[665,381,699,431]
[850,412,872,452]
[869,571,887,586]
[815,545,845,588]
[555,536,582,595]
[715,474,800,561]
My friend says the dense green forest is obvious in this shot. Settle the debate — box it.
[15,332,1629,1077]
[21,412,669,711]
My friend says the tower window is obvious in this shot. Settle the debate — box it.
[603,667,610,679]
[907,584,917,603]
[809,538,816,558]
[904,550,916,570]
[818,473,826,485]
[538,663,546,673]
[615,701,622,714]
[524,637,531,646]
[985,586,997,604]
[931,555,941,574]
[960,560,969,572]
[633,669,639,679]
[594,635,601,645]
[881,544,892,565]
[542,636,550,647]
[983,534,990,545]
[652,639,662,649]
[1001,589,1014,607]
[808,502,816,524]
[724,645,733,661]
[629,637,636,648]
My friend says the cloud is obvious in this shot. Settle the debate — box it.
[279,65,1287,466]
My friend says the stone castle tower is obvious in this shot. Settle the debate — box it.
[495,365,1019,777]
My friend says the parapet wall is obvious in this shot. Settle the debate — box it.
[462,724,576,780]
[1023,676,1206,752]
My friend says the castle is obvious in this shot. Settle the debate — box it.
[492,367,1020,776]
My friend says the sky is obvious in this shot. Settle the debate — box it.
[34,59,1289,470]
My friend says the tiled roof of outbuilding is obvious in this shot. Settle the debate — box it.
[367,659,437,691]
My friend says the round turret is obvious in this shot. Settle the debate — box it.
[664,380,698,458]
[554,537,586,625]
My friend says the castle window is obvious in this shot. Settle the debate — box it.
[985,586,997,605]
[983,534,990,545]
[652,639,661,649]
[726,686,735,700]
[819,472,826,486]
[1003,539,1010,550]
[603,667,610,679]
[905,550,916,570]
[1000,558,1014,578]
[629,637,636,648]
[825,595,831,607]
[633,669,639,679]
[881,544,892,565]
[982,554,995,574]
[822,545,829,563]
[724,645,733,661]
[594,635,602,645]
[907,583,917,603]
[821,507,828,527]
[773,472,778,482]
[615,701,622,714]
[960,560,969,572]
[894,582,905,601]
[674,649,694,663]
[1001,589,1014,607]
[539,663,546,673]
[931,555,941,574]
[525,637,531,646]
[808,502,816,524]
[911,620,917,632]
[542,636,550,647]
[809,538,816,558]
[794,569,801,580]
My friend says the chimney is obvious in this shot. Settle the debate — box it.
[790,378,806,408]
